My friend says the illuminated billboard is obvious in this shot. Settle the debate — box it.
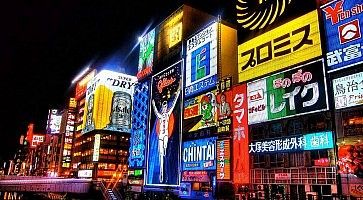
[182,137,217,171]
[217,139,231,180]
[62,111,75,168]
[146,61,182,186]
[156,9,183,67]
[46,109,62,134]
[129,80,150,168]
[138,29,155,80]
[75,70,96,100]
[93,134,101,162]
[231,84,250,184]
[69,98,77,109]
[217,77,233,135]
[82,70,137,134]
[238,10,322,82]
[249,131,334,153]
[247,60,329,124]
[321,0,363,72]
[185,22,218,98]
[31,135,44,148]
[333,71,363,109]
[183,91,218,133]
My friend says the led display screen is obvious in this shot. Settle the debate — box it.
[217,139,231,180]
[182,137,217,171]
[82,70,137,134]
[333,71,363,109]
[247,60,328,124]
[46,109,62,134]
[321,0,363,72]
[146,61,182,186]
[231,83,250,184]
[183,91,218,133]
[185,22,218,98]
[238,10,322,82]
[249,131,334,153]
[138,29,155,80]
[129,80,150,168]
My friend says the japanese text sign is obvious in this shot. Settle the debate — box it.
[247,61,328,124]
[182,137,217,171]
[321,0,363,72]
[185,22,218,98]
[217,139,231,180]
[238,10,322,82]
[231,84,250,184]
[249,131,334,153]
[333,71,363,109]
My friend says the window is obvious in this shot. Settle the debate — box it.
[270,153,284,168]
[288,119,304,136]
[342,110,363,137]
[251,125,265,141]
[253,154,265,168]
[289,152,305,167]
[268,123,284,138]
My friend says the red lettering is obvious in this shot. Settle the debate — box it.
[157,77,176,93]
[322,1,344,25]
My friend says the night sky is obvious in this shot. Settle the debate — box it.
[0,1,234,163]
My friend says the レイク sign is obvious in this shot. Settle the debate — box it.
[249,131,334,153]
[238,10,322,82]
[185,22,218,97]
[247,60,328,124]
[333,71,363,109]
[321,0,363,72]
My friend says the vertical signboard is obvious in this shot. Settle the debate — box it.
[138,29,155,80]
[75,70,96,100]
[217,139,231,180]
[182,137,217,171]
[63,111,75,168]
[146,61,182,186]
[217,77,233,135]
[83,70,137,134]
[248,61,329,124]
[46,109,62,134]
[93,134,101,162]
[232,84,249,184]
[333,71,363,109]
[185,22,218,98]
[129,80,150,168]
[321,0,363,72]
[237,10,322,82]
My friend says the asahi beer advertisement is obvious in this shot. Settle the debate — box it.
[146,61,182,186]
[321,0,363,72]
[183,91,218,133]
[82,70,137,134]
[129,80,150,168]
[333,71,363,109]
[182,137,217,171]
[185,22,218,98]
[231,83,250,184]
[247,60,329,124]
[137,29,155,80]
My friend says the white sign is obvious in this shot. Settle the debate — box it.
[247,79,268,124]
[185,22,218,97]
[333,71,363,109]
[78,170,92,178]
[275,173,291,180]
[93,134,101,162]
[47,109,62,134]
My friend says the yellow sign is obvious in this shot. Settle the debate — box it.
[69,98,77,109]
[238,10,322,82]
[169,22,182,48]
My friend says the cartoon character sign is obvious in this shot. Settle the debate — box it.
[146,61,182,186]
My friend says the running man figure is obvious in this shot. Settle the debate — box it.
[151,87,181,183]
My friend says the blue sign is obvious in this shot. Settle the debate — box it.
[129,80,150,168]
[182,137,217,171]
[304,131,334,150]
[185,75,217,97]
[321,0,363,72]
